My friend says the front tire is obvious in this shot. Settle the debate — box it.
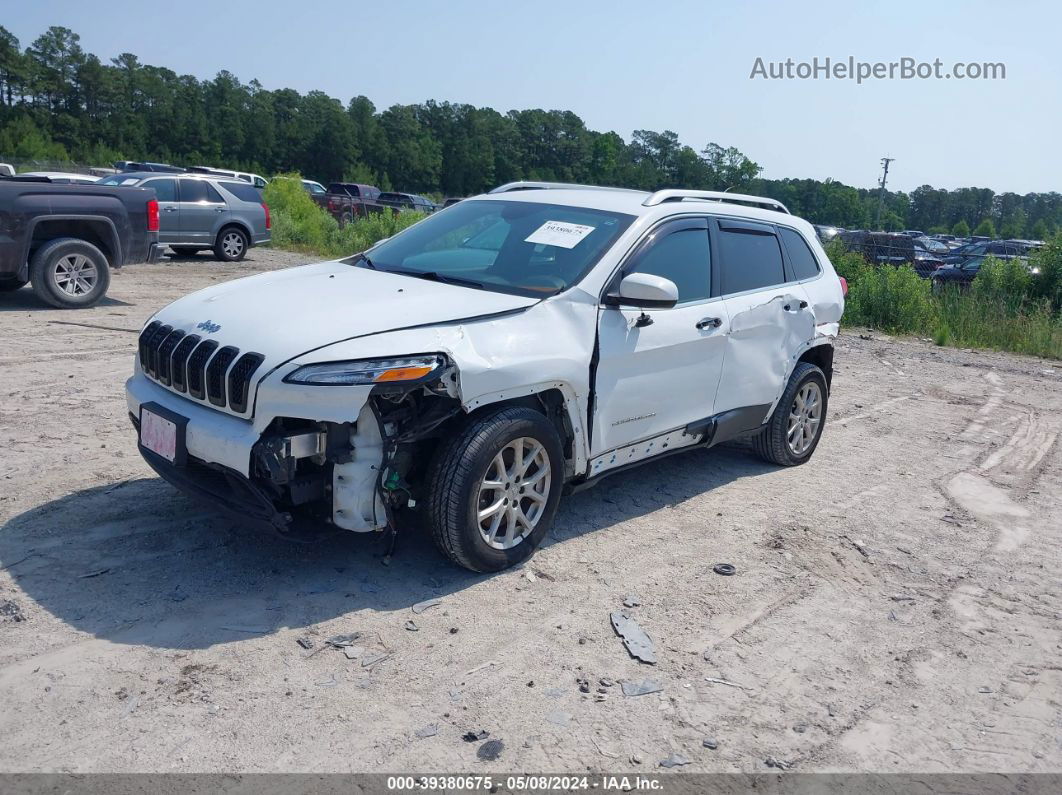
[426,406,564,572]
[752,361,828,466]
[29,238,111,308]
[213,227,249,262]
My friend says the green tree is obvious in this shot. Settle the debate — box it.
[952,219,971,237]
[973,219,997,238]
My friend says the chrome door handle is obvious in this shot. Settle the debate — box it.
[214,207,224,212]
[163,206,177,212]
[696,317,722,330]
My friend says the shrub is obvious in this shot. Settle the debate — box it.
[844,264,934,333]
[1028,240,1062,312]
[971,256,1033,314]
[262,172,426,258]
[973,219,997,238]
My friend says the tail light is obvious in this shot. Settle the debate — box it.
[262,203,271,230]
[146,199,159,232]
[328,197,338,210]
[839,276,848,297]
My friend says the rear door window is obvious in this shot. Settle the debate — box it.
[179,179,208,203]
[143,178,177,203]
[717,221,786,295]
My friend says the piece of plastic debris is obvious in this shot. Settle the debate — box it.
[704,676,753,691]
[660,753,690,768]
[577,677,591,693]
[78,568,110,579]
[712,563,736,576]
[524,570,537,583]
[462,730,489,742]
[978,686,992,694]
[765,756,790,770]
[296,637,314,650]
[621,679,663,697]
[412,598,442,614]
[361,652,391,668]
[610,611,656,664]
[342,646,364,660]
[315,674,339,688]
[623,594,641,607]
[327,633,361,647]
[545,710,572,728]
[477,739,504,761]
[599,678,614,688]
[414,724,438,739]
[702,738,718,749]
[404,620,419,632]
[793,723,808,734]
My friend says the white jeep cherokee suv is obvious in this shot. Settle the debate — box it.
[128,182,845,572]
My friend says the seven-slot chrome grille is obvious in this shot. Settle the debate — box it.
[138,321,265,414]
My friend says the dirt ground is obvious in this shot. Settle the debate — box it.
[1,246,1060,774]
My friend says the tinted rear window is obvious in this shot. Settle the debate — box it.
[143,178,177,202]
[179,179,208,202]
[718,228,786,294]
[220,181,263,202]
[778,227,821,281]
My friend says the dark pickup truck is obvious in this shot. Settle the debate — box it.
[0,177,160,308]
[300,179,395,225]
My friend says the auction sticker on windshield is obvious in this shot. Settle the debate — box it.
[525,220,595,249]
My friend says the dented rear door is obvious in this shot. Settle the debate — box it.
[712,219,815,416]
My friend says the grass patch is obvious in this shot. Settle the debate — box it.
[263,173,425,258]
[826,241,1062,360]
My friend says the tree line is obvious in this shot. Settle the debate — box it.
[1,25,1059,239]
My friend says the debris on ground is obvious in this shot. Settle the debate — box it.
[414,724,438,739]
[404,620,419,632]
[327,633,362,648]
[411,598,442,614]
[712,563,736,576]
[577,677,591,693]
[659,753,690,768]
[702,738,718,749]
[610,611,656,664]
[343,646,364,660]
[704,676,753,691]
[599,678,614,688]
[477,739,504,761]
[793,723,808,734]
[0,599,26,623]
[462,730,490,743]
[623,594,641,607]
[621,679,663,697]
[765,756,791,770]
[295,637,314,650]
[360,652,391,668]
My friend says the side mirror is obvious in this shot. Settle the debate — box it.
[606,272,679,309]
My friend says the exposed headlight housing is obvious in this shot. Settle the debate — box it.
[284,355,447,386]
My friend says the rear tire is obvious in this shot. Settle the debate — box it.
[752,362,828,466]
[340,212,353,227]
[29,238,111,309]
[213,227,248,262]
[0,278,28,292]
[426,406,564,572]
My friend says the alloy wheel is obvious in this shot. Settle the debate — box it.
[477,437,552,550]
[52,253,98,296]
[786,381,822,456]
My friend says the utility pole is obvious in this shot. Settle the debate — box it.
[875,157,895,230]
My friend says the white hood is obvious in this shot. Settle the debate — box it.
[150,260,539,366]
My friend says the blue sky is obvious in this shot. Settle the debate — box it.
[8,0,1060,193]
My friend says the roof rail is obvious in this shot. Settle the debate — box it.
[643,189,789,214]
[489,181,644,195]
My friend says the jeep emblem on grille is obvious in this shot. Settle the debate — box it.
[196,320,221,333]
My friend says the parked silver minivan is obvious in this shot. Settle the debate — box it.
[97,172,270,261]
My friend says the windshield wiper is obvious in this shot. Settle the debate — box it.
[383,269,486,290]
[346,252,377,270]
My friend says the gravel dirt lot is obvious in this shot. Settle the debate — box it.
[1,247,1060,774]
